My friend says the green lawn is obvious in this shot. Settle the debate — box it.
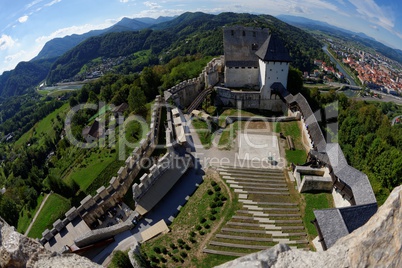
[17,194,45,234]
[192,118,215,149]
[141,174,237,267]
[14,103,69,148]
[66,147,118,192]
[302,193,334,240]
[285,149,307,165]
[27,193,71,239]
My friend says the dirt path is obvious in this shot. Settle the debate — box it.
[25,193,51,236]
[196,168,234,258]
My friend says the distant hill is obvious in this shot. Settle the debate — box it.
[0,16,173,97]
[278,15,402,64]
[1,12,327,95]
[46,12,327,84]
[0,58,56,96]
[33,16,174,61]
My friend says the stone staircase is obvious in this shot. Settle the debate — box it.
[203,165,309,257]
[187,87,213,113]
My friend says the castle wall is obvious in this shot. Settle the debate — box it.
[260,60,289,100]
[224,67,259,88]
[41,95,163,247]
[165,57,222,109]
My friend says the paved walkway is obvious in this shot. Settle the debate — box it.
[25,193,50,236]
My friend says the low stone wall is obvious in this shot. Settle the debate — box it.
[74,212,137,248]
[293,166,332,193]
[165,57,222,108]
[215,86,285,112]
[40,95,162,246]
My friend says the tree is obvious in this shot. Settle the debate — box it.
[287,66,303,95]
[128,86,147,115]
[109,250,133,268]
[0,195,19,226]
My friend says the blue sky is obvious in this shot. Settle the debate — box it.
[0,0,401,74]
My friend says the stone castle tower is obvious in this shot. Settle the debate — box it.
[220,26,292,111]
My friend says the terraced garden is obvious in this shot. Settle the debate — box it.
[203,165,310,257]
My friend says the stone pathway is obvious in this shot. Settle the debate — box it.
[203,165,309,257]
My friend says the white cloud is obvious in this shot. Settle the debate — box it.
[144,1,162,10]
[18,15,29,23]
[45,0,62,7]
[348,0,394,31]
[120,0,129,2]
[4,50,26,63]
[25,0,45,10]
[0,35,16,51]
[35,22,114,44]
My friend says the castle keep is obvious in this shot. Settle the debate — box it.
[217,26,292,112]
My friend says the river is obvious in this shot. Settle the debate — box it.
[323,45,357,86]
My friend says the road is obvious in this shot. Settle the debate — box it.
[24,193,50,236]
[323,45,357,86]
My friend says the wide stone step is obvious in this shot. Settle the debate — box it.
[219,166,284,175]
[224,176,286,183]
[226,180,287,187]
[203,248,246,257]
[236,190,289,195]
[209,241,271,250]
[237,210,301,218]
[227,221,305,230]
[220,171,285,179]
[233,216,303,224]
[216,234,274,242]
[229,184,289,192]
[242,205,298,212]
[221,228,307,237]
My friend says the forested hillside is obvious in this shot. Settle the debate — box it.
[46,12,327,84]
[0,58,56,97]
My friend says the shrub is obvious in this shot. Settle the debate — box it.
[199,217,207,223]
[207,189,214,195]
[161,246,168,254]
[160,256,167,263]
[172,256,179,263]
[220,195,227,201]
[189,231,196,237]
[153,246,161,254]
[195,225,202,231]
[216,200,223,207]
[209,202,217,208]
[213,196,220,202]
[169,243,176,249]
[210,209,218,215]
[150,255,159,263]
[211,181,217,187]
[180,252,188,258]
[199,230,205,235]
[189,237,197,243]
[204,223,210,229]
[177,238,185,245]
[209,214,216,221]
[214,185,221,192]
[184,244,191,250]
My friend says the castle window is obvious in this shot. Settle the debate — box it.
[243,31,245,36]
[231,30,234,36]
[253,31,256,37]
[251,43,259,50]
[282,69,284,72]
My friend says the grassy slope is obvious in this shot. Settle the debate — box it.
[302,193,334,240]
[14,103,69,148]
[17,194,45,234]
[141,174,238,267]
[27,193,71,239]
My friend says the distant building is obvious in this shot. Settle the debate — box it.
[82,119,104,143]
[217,26,292,112]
